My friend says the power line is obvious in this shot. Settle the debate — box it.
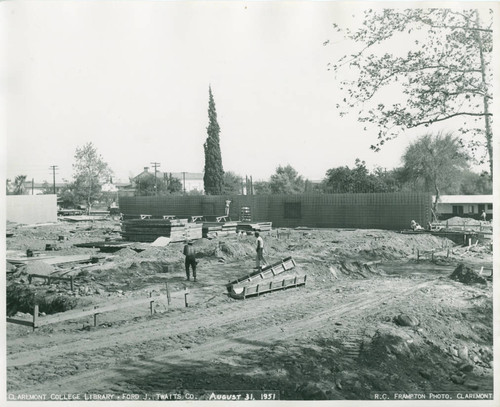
[150,162,161,195]
[49,165,58,194]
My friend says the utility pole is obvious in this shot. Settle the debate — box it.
[49,165,58,194]
[182,172,186,195]
[150,162,160,195]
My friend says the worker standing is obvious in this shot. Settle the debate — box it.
[255,232,267,269]
[481,210,487,222]
[183,241,197,281]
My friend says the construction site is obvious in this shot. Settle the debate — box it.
[5,193,494,400]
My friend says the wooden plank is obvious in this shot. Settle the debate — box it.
[6,318,34,327]
[37,293,174,327]
[39,254,97,266]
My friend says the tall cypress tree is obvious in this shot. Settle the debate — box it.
[203,86,224,195]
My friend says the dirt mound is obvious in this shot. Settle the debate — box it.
[23,261,55,276]
[450,263,487,285]
[216,240,254,258]
[446,217,481,226]
[6,283,78,316]
[114,247,141,258]
[329,261,386,279]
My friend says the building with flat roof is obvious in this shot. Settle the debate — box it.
[434,195,493,219]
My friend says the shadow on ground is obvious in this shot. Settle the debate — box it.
[109,324,493,400]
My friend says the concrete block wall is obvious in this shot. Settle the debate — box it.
[119,193,431,230]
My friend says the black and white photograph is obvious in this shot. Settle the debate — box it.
[2,0,498,404]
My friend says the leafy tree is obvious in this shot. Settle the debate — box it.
[269,165,305,194]
[6,179,12,195]
[304,179,323,194]
[402,132,469,217]
[165,173,183,194]
[203,86,224,195]
[57,182,79,208]
[186,189,204,196]
[72,143,112,213]
[323,159,380,193]
[133,174,167,196]
[223,171,243,194]
[370,166,403,192]
[459,170,492,194]
[328,8,493,177]
[41,181,55,194]
[253,181,271,195]
[13,175,27,195]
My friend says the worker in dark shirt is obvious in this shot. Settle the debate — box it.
[183,241,197,281]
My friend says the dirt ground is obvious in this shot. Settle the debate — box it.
[5,218,494,400]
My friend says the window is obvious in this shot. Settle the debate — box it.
[487,204,493,210]
[452,206,463,215]
[284,202,301,219]
[468,205,474,214]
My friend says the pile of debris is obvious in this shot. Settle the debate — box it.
[450,263,488,285]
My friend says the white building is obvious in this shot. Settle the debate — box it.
[434,195,493,218]
[133,167,204,194]
[168,172,204,194]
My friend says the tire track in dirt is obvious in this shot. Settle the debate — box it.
[7,285,333,367]
[11,280,432,394]
[8,277,419,368]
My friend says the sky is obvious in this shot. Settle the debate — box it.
[2,1,496,184]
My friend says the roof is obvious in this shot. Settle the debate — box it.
[134,169,203,181]
[22,182,67,188]
[169,172,204,181]
[435,195,493,204]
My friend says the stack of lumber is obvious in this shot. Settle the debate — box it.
[202,222,222,238]
[202,221,238,238]
[121,219,202,243]
[237,221,273,233]
[184,223,203,241]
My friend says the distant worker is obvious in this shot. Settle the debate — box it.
[255,232,267,269]
[183,241,197,282]
[481,210,487,222]
[225,200,232,217]
[410,220,423,231]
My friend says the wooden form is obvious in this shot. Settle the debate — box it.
[6,288,189,331]
[431,221,493,233]
[226,256,296,290]
[430,230,479,245]
[229,275,307,300]
[28,274,75,291]
[74,241,137,253]
[6,253,101,266]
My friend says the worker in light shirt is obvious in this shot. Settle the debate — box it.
[254,232,267,270]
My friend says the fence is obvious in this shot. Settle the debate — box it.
[7,284,189,331]
[119,193,431,230]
